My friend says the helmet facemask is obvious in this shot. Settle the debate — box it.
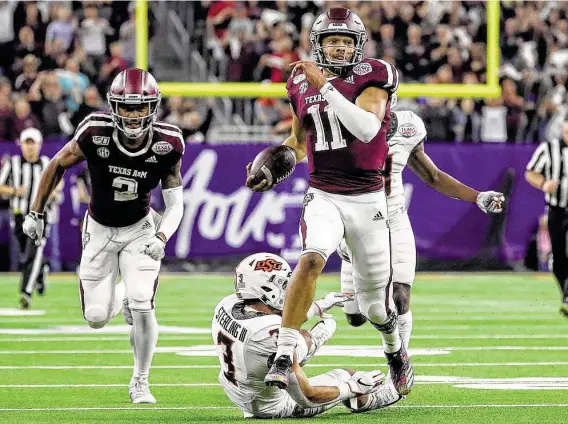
[107,94,161,139]
[311,31,366,76]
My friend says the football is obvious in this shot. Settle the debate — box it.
[249,145,297,187]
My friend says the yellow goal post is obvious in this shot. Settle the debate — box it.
[135,0,501,99]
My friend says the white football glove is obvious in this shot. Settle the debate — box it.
[22,211,45,246]
[346,370,385,396]
[309,292,354,318]
[141,235,166,261]
[476,191,505,214]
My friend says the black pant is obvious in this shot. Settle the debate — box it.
[13,214,47,296]
[547,207,568,303]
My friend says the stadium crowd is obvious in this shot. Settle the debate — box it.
[0,1,567,145]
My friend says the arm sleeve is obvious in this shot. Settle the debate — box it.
[157,185,183,241]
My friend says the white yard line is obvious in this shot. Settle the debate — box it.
[1,362,568,370]
[0,404,567,412]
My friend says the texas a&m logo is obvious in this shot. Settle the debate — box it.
[254,259,283,272]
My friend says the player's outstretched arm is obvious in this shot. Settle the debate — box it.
[287,359,383,409]
[408,143,504,213]
[31,139,85,214]
[141,159,184,261]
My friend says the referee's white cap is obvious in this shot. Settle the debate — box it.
[19,128,43,145]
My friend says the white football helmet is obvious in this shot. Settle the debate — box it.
[234,253,292,311]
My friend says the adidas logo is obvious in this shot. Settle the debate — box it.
[344,75,354,84]
[141,221,152,231]
[372,211,384,221]
[145,156,158,163]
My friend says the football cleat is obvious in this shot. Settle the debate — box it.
[19,293,31,310]
[37,264,50,296]
[129,377,138,399]
[130,380,156,404]
[264,355,293,389]
[384,343,414,396]
[123,297,133,325]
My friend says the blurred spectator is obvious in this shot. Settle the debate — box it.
[45,5,74,55]
[0,89,13,141]
[480,97,508,143]
[12,97,40,139]
[14,1,47,45]
[56,58,89,112]
[98,42,128,92]
[79,3,114,68]
[0,0,18,79]
[454,99,481,142]
[501,78,526,142]
[71,85,104,129]
[14,55,40,94]
[119,2,136,67]
[13,27,43,73]
[400,24,426,82]
[255,23,298,83]
[163,97,214,141]
[28,72,71,138]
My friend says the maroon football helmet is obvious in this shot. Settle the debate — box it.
[107,68,162,139]
[310,8,367,75]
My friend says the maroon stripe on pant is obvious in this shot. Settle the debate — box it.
[385,279,392,315]
[150,277,159,309]
[385,222,394,315]
[79,279,86,318]
[299,207,307,250]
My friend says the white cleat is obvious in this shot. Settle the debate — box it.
[123,297,133,325]
[128,377,138,399]
[130,380,156,404]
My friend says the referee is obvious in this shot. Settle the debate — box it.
[0,128,52,309]
[526,120,568,315]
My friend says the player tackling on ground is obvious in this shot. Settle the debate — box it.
[213,253,401,418]
[339,109,505,353]
[22,69,185,404]
[246,8,413,395]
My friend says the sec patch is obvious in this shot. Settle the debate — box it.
[152,141,173,155]
[399,123,417,138]
[353,63,372,76]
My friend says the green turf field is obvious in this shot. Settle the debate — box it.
[0,272,566,423]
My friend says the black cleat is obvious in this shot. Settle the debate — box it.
[19,294,31,310]
[264,355,292,389]
[385,343,414,396]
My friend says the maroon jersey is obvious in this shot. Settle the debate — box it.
[287,58,398,194]
[73,113,184,227]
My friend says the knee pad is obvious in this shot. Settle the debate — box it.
[345,313,367,327]
[370,309,398,334]
[128,297,153,311]
[84,306,109,329]
[356,288,393,325]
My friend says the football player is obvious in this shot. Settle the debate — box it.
[22,69,185,404]
[246,8,413,395]
[336,109,505,410]
[213,252,400,418]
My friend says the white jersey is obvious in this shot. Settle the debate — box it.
[212,294,307,417]
[385,110,428,211]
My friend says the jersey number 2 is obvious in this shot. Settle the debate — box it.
[217,332,238,386]
[112,177,138,201]
[307,105,347,151]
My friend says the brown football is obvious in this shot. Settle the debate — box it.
[249,145,297,187]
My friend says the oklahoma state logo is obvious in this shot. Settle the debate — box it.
[254,259,283,272]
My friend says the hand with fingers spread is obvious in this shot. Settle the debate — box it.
[245,162,273,192]
[290,60,327,91]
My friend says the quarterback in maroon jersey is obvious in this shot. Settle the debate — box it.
[247,8,413,397]
[22,69,184,404]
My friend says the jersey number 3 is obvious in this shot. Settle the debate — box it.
[308,105,347,151]
[112,176,138,201]
[217,332,238,386]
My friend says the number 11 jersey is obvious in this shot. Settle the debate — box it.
[74,113,184,227]
[287,58,399,195]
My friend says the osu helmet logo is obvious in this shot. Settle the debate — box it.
[254,259,283,272]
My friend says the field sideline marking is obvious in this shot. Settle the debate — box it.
[1,362,568,370]
[0,404,567,412]
[1,334,568,342]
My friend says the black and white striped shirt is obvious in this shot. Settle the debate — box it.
[526,138,568,208]
[0,155,49,215]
